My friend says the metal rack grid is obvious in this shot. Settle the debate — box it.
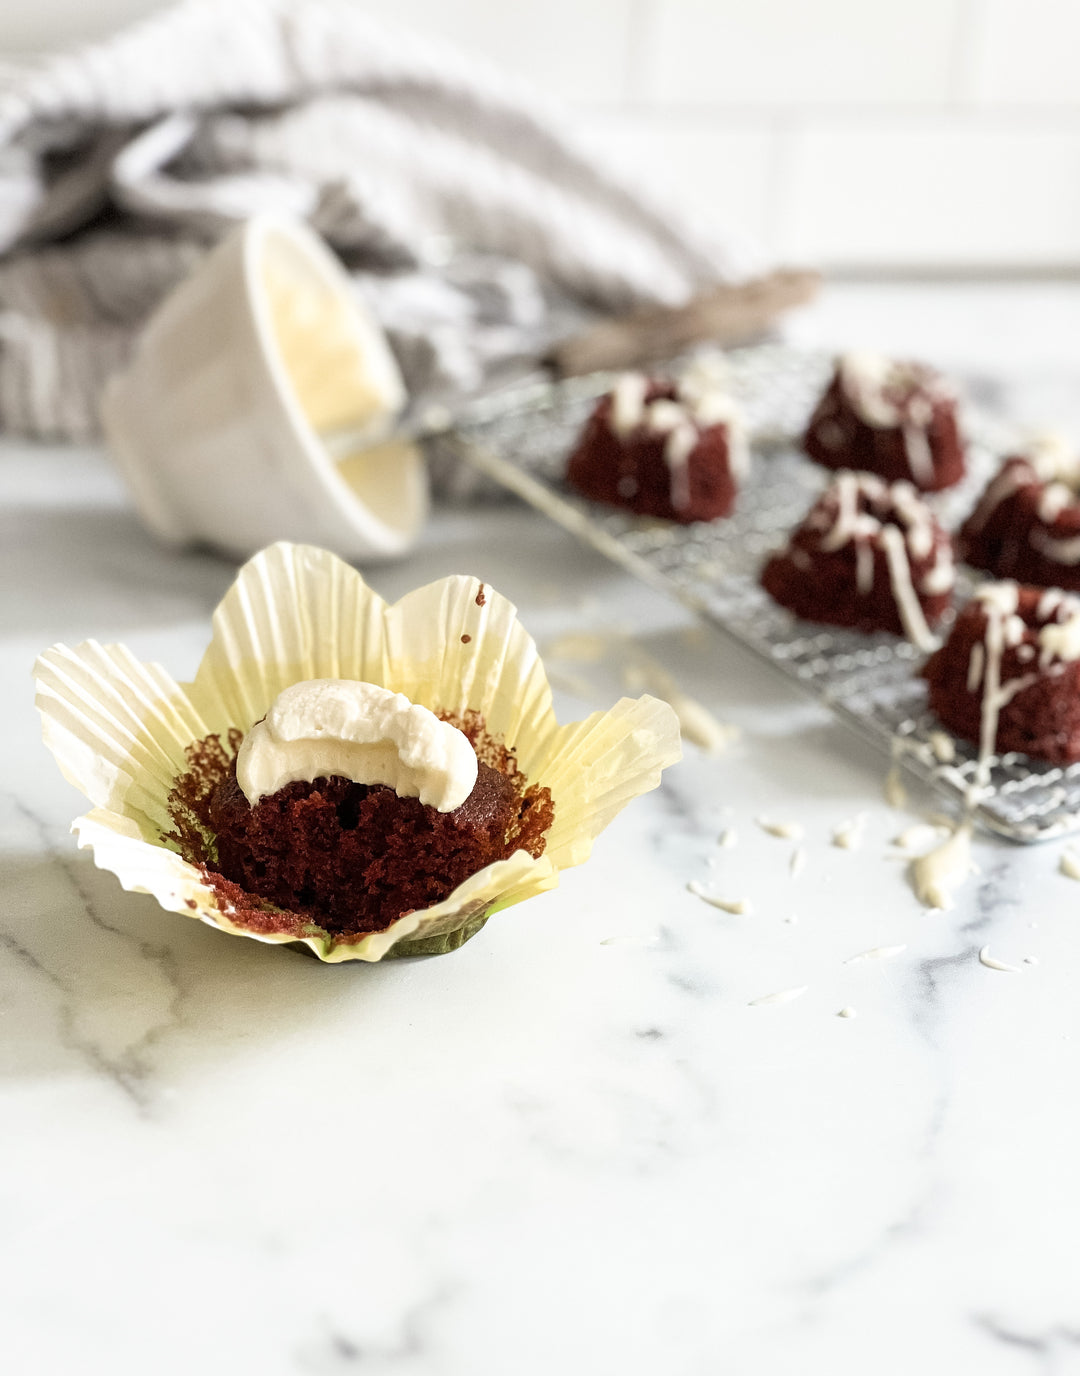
[446,345,1080,843]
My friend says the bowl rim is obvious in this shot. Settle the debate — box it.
[240,214,425,555]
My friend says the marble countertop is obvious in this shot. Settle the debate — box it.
[4,281,1080,1375]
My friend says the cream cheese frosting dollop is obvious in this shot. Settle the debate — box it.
[235,679,478,811]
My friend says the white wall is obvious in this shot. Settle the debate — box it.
[4,0,1079,272]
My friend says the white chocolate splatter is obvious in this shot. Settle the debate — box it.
[971,583,1035,796]
[748,986,808,1007]
[545,631,739,756]
[621,661,737,755]
[979,945,1022,974]
[1031,528,1080,565]
[910,822,974,910]
[667,692,740,754]
[687,881,752,915]
[717,828,738,849]
[836,1007,858,1019]
[893,822,949,853]
[756,816,804,841]
[844,944,907,964]
[832,816,866,850]
[1060,845,1080,880]
[789,846,806,878]
[663,422,697,511]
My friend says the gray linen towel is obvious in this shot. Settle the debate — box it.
[0,0,744,482]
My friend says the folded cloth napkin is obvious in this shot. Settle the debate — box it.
[0,0,745,477]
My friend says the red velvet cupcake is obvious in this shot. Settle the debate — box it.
[804,353,965,492]
[922,582,1080,766]
[959,438,1080,591]
[566,369,747,523]
[203,756,551,937]
[761,470,953,650]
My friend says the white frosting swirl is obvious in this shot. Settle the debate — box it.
[236,679,478,811]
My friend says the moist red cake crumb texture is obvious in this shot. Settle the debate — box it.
[804,353,965,492]
[960,443,1080,590]
[922,583,1080,765]
[565,370,746,523]
[165,718,554,942]
[761,471,954,646]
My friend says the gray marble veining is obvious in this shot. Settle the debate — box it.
[3,282,1080,1374]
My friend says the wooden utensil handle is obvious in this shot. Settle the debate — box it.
[548,268,821,378]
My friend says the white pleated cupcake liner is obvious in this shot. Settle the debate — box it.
[35,542,681,962]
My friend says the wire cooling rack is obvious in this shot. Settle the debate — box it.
[444,344,1080,843]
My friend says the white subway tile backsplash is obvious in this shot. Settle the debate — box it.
[642,0,963,107]
[579,114,778,248]
[388,0,635,104]
[3,0,1080,269]
[968,0,1080,106]
[778,121,1080,267]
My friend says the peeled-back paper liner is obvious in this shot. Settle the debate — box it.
[35,543,681,962]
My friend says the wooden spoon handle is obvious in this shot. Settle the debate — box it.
[548,267,821,378]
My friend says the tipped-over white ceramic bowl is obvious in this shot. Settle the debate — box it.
[102,215,428,562]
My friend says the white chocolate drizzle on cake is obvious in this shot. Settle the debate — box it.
[837,352,954,487]
[799,471,946,652]
[236,679,478,810]
[965,582,1080,793]
[1030,529,1080,565]
[605,366,748,510]
[1037,483,1073,524]
[610,372,649,437]
[963,462,1032,538]
[964,435,1080,565]
[966,642,985,694]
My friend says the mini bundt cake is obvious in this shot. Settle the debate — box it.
[761,470,954,650]
[804,352,965,492]
[959,437,1080,590]
[565,367,747,523]
[922,582,1080,766]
